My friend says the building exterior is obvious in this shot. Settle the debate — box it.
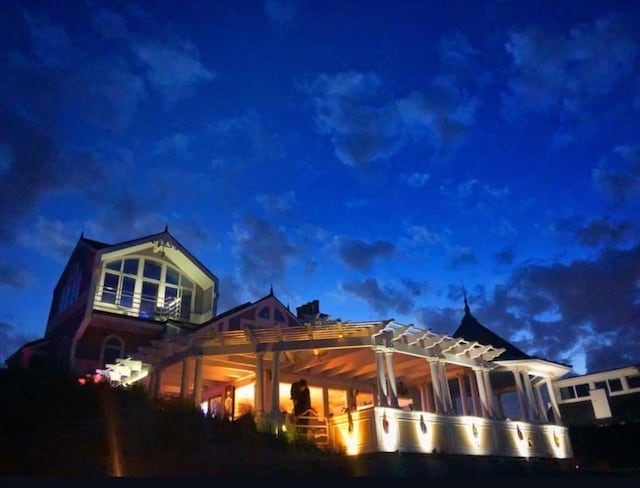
[552,365,640,426]
[7,228,576,460]
[6,227,219,378]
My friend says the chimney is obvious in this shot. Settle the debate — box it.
[296,299,320,319]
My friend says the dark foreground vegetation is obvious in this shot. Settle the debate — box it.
[1,368,638,477]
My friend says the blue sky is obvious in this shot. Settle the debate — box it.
[1,0,639,375]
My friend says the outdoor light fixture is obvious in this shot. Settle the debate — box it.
[419,414,427,434]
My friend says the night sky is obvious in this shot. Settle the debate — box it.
[1,0,639,376]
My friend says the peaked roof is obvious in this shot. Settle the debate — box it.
[451,298,531,361]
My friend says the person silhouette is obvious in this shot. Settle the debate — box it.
[293,378,311,432]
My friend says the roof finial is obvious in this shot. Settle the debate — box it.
[462,278,470,314]
[164,224,169,233]
[269,284,274,295]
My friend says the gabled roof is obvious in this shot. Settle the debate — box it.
[79,235,110,250]
[195,289,301,335]
[452,299,531,361]
[91,226,219,287]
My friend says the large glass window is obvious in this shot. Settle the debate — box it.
[98,257,194,321]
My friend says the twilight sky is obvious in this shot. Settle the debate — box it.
[1,0,639,376]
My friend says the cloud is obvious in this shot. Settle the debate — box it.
[207,109,285,164]
[0,321,39,366]
[334,236,395,270]
[0,104,58,242]
[592,166,640,207]
[402,172,430,188]
[502,13,638,121]
[17,217,77,259]
[231,214,300,297]
[575,217,637,247]
[0,261,32,289]
[464,243,640,374]
[256,191,298,218]
[494,249,515,266]
[22,10,73,69]
[447,246,479,269]
[134,39,215,101]
[304,70,478,168]
[340,277,423,316]
[400,224,441,248]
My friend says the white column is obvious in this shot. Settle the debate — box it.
[425,381,434,413]
[385,350,399,408]
[375,349,389,407]
[418,383,426,411]
[474,368,489,418]
[482,369,495,418]
[458,374,468,416]
[440,362,454,413]
[468,370,480,416]
[522,371,539,421]
[193,356,203,406]
[180,358,190,399]
[323,387,330,416]
[429,359,443,414]
[513,370,528,420]
[255,353,264,414]
[270,351,281,417]
[535,384,548,422]
[545,377,562,424]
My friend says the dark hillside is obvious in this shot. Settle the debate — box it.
[1,368,637,477]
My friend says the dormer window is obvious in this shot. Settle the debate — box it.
[97,257,194,321]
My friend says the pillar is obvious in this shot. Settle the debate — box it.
[513,370,528,420]
[385,350,399,408]
[255,353,264,414]
[180,358,190,399]
[545,377,562,424]
[270,351,281,417]
[522,371,539,421]
[457,374,468,416]
[375,348,389,407]
[482,369,495,418]
[193,355,203,406]
[429,359,443,414]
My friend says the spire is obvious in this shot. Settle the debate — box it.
[462,279,470,315]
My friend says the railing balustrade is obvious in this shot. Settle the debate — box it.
[94,286,182,320]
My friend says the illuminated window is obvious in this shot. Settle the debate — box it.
[98,258,194,320]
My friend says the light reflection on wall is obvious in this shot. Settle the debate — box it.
[329,408,572,459]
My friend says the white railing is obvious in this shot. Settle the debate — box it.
[293,409,329,448]
[95,286,181,320]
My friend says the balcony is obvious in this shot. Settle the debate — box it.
[94,286,183,321]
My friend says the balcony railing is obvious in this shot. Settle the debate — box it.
[95,286,182,320]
